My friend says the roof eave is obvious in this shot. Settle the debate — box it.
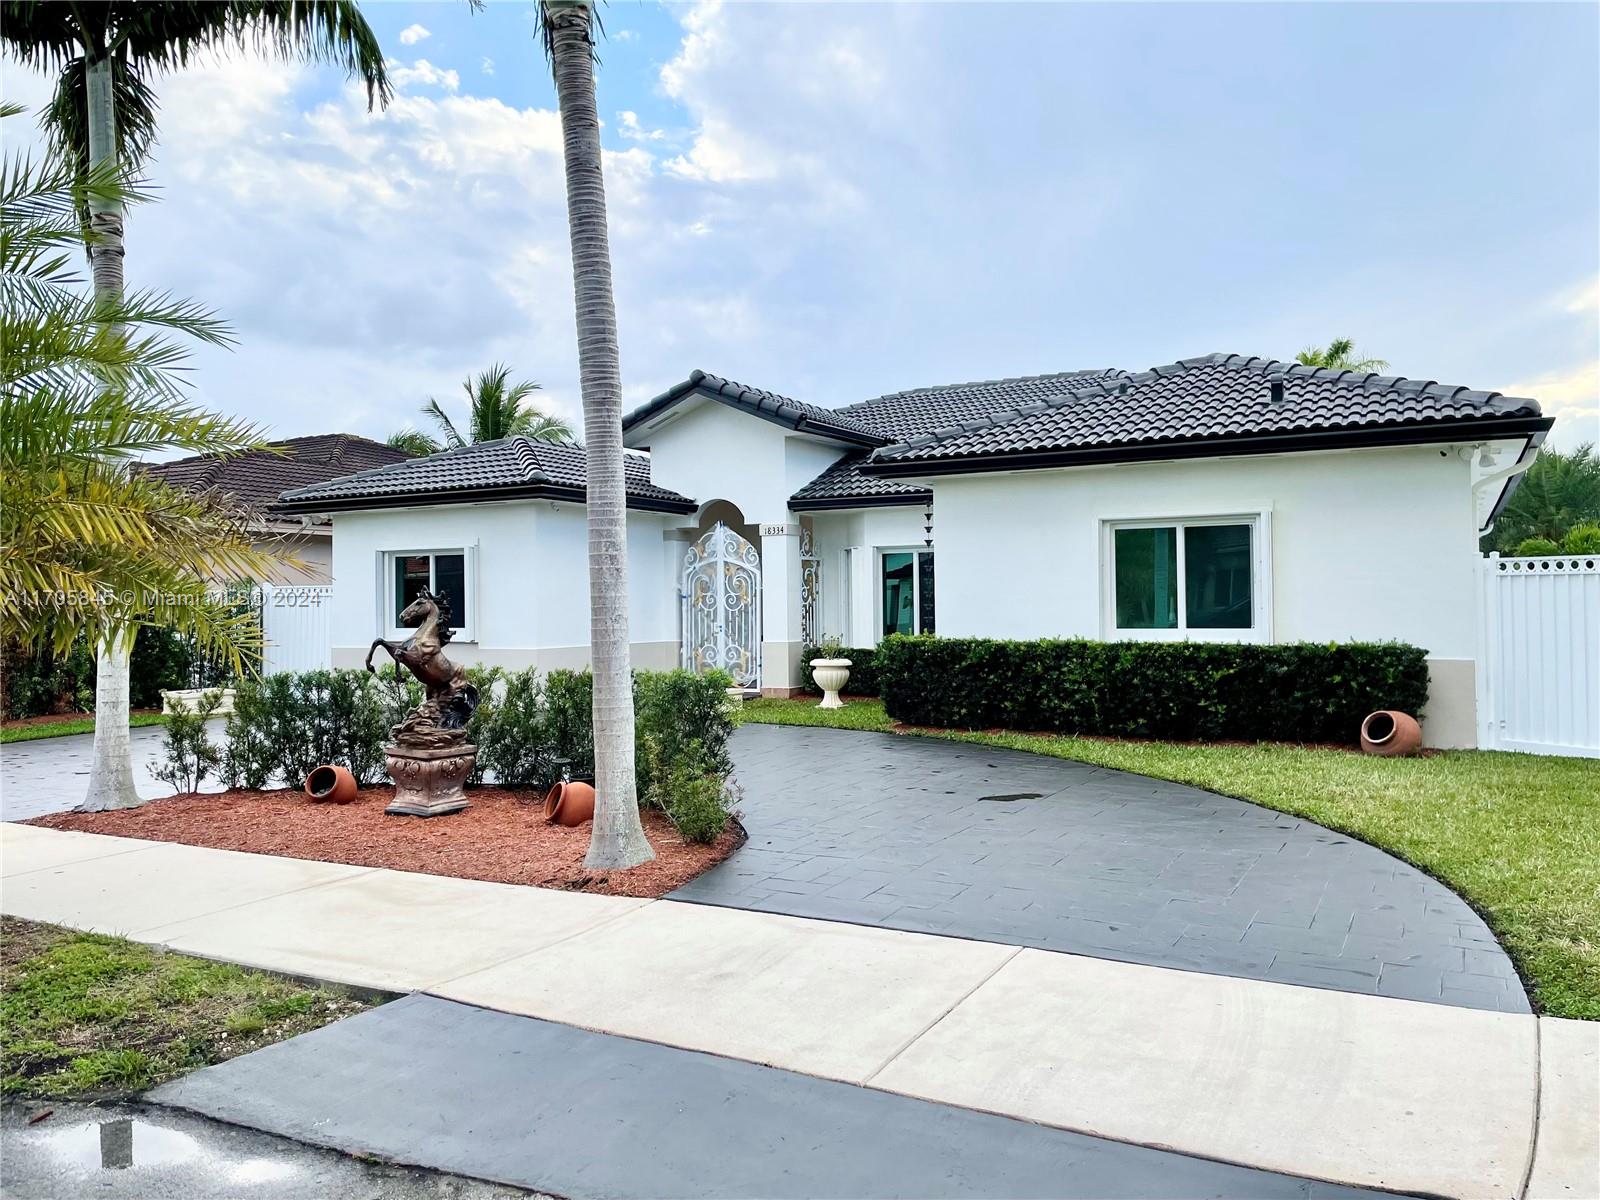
[274,482,698,516]
[862,415,1556,478]
[788,489,932,512]
[625,378,886,449]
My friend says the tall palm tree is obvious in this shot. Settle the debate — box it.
[2,1,389,811]
[542,0,653,869]
[388,363,573,454]
[2,106,272,724]
[1295,338,1389,373]
[1487,442,1600,553]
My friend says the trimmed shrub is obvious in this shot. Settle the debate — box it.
[876,635,1430,745]
[542,669,595,781]
[216,665,739,799]
[641,734,738,843]
[475,668,558,790]
[1562,523,1600,554]
[798,645,883,697]
[1513,536,1561,557]
[223,669,390,789]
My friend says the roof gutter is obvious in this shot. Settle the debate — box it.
[1474,431,1546,533]
[861,415,1555,479]
[788,489,932,512]
[274,483,698,517]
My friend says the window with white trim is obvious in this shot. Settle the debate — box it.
[386,550,470,638]
[881,548,935,637]
[1106,516,1264,638]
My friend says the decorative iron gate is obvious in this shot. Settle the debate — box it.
[800,526,820,647]
[682,522,762,688]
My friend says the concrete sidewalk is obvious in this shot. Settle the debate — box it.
[3,823,1594,1200]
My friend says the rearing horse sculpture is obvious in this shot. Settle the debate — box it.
[366,588,479,746]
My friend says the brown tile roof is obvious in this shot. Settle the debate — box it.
[142,434,411,514]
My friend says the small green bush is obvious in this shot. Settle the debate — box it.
[223,670,390,789]
[876,636,1430,745]
[1514,536,1561,557]
[542,669,595,780]
[153,691,223,795]
[476,668,557,789]
[634,668,734,798]
[798,645,882,697]
[1561,523,1600,554]
[641,735,737,843]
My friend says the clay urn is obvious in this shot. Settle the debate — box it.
[305,764,358,803]
[1360,711,1423,757]
[543,779,596,826]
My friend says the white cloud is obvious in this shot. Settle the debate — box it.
[481,57,496,77]
[1505,360,1600,451]
[617,110,664,142]
[613,29,638,43]
[1563,276,1598,316]
[398,24,431,46]
[389,59,459,93]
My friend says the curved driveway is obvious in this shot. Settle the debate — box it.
[670,724,1529,1013]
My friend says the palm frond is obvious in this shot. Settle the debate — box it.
[387,428,439,456]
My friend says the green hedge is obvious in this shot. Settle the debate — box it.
[218,666,734,795]
[876,636,1430,745]
[798,646,883,697]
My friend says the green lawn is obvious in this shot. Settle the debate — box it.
[738,698,1600,1020]
[1,917,377,1098]
[1,713,165,744]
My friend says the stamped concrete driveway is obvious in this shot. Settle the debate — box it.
[672,724,1528,1013]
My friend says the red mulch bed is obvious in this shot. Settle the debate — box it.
[32,787,743,899]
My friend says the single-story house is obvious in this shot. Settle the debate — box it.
[146,433,411,583]
[276,353,1551,748]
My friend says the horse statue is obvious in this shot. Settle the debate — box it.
[366,588,479,748]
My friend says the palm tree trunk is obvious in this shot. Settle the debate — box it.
[79,47,142,813]
[548,0,653,870]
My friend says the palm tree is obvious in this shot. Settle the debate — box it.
[388,363,573,454]
[1486,442,1600,553]
[1295,338,1389,373]
[3,2,389,811]
[542,0,654,869]
[2,109,273,748]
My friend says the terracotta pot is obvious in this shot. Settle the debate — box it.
[543,779,596,826]
[1360,710,1423,757]
[810,658,852,710]
[305,764,357,803]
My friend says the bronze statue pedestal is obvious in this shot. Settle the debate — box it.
[384,743,475,817]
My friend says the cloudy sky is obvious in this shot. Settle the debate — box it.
[5,1,1597,449]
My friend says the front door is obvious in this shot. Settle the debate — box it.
[682,522,762,688]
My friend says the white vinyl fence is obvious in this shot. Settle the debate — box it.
[1478,554,1600,757]
[259,583,333,675]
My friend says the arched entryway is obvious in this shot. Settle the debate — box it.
[682,520,762,688]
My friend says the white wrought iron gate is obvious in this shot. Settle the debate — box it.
[682,523,762,689]
[1478,554,1600,757]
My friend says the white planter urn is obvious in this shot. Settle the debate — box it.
[810,658,852,709]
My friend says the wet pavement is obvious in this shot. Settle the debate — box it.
[675,724,1531,1011]
[0,720,227,822]
[1,1101,538,1199]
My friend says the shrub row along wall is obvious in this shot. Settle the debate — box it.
[798,646,883,697]
[222,666,733,799]
[876,636,1430,744]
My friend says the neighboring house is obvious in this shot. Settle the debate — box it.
[144,434,411,584]
[276,354,1551,748]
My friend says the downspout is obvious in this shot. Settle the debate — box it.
[1472,439,1541,537]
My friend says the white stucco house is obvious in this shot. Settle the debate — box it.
[277,353,1551,748]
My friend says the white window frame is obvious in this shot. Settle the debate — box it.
[380,547,477,642]
[878,545,934,640]
[1100,511,1272,642]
